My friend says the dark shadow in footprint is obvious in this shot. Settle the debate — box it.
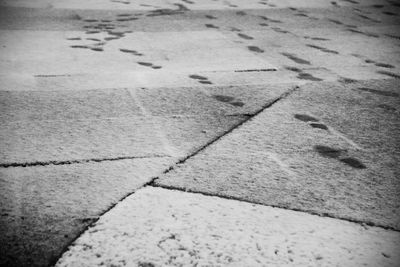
[375,63,395,68]
[297,73,323,81]
[70,45,88,49]
[294,114,319,122]
[306,44,339,54]
[272,27,290,34]
[340,157,366,169]
[310,37,330,41]
[383,11,397,16]
[328,19,343,25]
[213,95,235,102]
[376,70,400,79]
[137,62,162,69]
[248,46,264,53]
[212,95,244,106]
[357,87,399,97]
[236,11,247,16]
[310,123,328,130]
[285,66,302,72]
[120,48,143,56]
[281,53,311,65]
[205,15,217,19]
[90,47,103,52]
[238,33,253,40]
[377,104,396,111]
[231,101,245,107]
[199,80,213,84]
[259,23,269,26]
[67,37,81,40]
[314,145,343,158]
[189,74,208,80]
[205,24,219,29]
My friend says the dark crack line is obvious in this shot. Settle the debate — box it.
[149,183,400,232]
[0,155,170,168]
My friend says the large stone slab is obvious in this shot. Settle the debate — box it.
[156,79,400,229]
[56,187,400,267]
[0,158,174,267]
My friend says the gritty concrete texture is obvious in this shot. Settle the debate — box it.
[56,187,400,267]
[156,79,400,230]
[1,117,169,165]
[0,158,174,267]
[2,0,400,266]
[0,88,141,121]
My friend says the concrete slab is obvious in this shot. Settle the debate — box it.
[0,158,174,267]
[156,79,400,230]
[0,117,171,165]
[56,187,400,267]
[0,88,141,121]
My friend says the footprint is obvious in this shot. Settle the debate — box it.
[374,63,395,68]
[212,95,245,107]
[259,16,282,23]
[294,114,319,122]
[310,123,328,130]
[90,47,103,52]
[247,46,264,53]
[272,27,290,34]
[205,24,219,29]
[137,62,162,69]
[120,48,143,56]
[230,27,241,32]
[199,80,213,84]
[189,74,208,80]
[376,70,400,79]
[205,15,217,19]
[339,157,366,169]
[315,146,366,169]
[281,53,311,65]
[383,11,397,16]
[357,87,399,97]
[347,29,379,38]
[189,74,213,85]
[297,73,323,81]
[306,44,339,54]
[236,11,247,16]
[70,45,88,49]
[314,145,343,158]
[237,33,253,40]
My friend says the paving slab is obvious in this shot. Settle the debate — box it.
[156,79,400,230]
[0,158,174,267]
[56,187,400,267]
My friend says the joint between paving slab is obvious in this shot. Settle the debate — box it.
[0,155,170,168]
[149,183,400,232]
